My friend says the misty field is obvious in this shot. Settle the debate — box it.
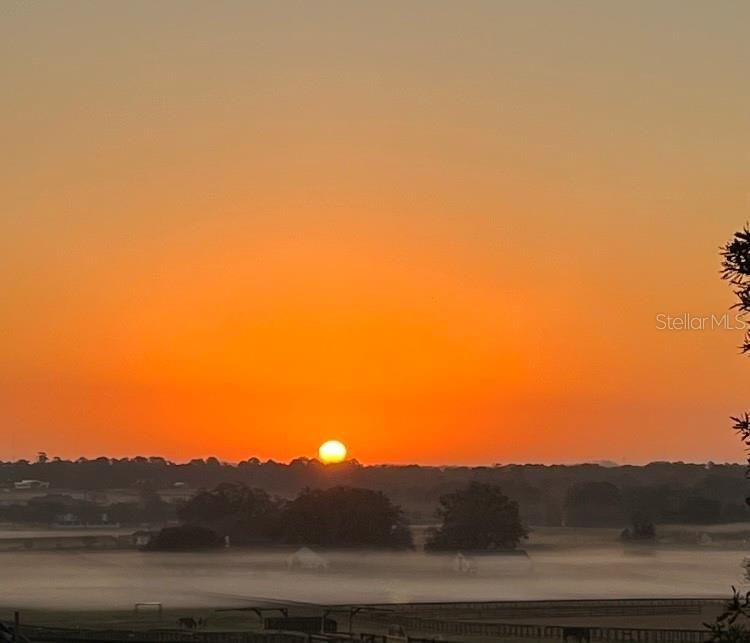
[2,527,749,612]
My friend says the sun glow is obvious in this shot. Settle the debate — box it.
[318,440,347,464]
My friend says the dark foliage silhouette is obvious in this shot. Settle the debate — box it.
[721,225,750,509]
[0,492,174,526]
[1,458,747,527]
[277,486,412,548]
[146,525,222,551]
[620,512,656,542]
[706,588,750,643]
[426,482,527,551]
[178,482,279,545]
[704,226,750,641]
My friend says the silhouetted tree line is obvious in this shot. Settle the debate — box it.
[2,456,746,527]
[149,483,413,549]
[148,481,527,551]
[0,485,175,526]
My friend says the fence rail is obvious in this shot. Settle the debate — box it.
[4,599,725,643]
[394,617,710,642]
[1,624,355,643]
[354,600,721,643]
[352,598,725,613]
[8,621,712,643]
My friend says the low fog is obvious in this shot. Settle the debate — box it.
[1,545,746,611]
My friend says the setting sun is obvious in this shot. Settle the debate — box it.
[318,440,347,464]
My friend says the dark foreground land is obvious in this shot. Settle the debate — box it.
[2,598,727,643]
[2,526,746,642]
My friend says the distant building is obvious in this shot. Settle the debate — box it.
[0,534,118,552]
[132,530,155,548]
[454,552,477,574]
[287,547,329,570]
[13,480,50,490]
[57,512,80,525]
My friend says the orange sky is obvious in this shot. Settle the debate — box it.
[2,1,750,464]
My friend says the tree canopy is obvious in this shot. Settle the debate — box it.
[426,482,527,551]
[704,225,750,642]
[1,457,747,528]
[722,225,750,496]
[178,483,279,545]
[277,486,412,548]
[146,525,222,551]
[161,483,414,549]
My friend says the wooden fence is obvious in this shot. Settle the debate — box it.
[5,599,725,643]
[353,599,722,643]
[356,598,724,617]
[395,618,710,642]
[2,625,357,643]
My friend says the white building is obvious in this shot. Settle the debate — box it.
[13,480,50,490]
[287,547,329,570]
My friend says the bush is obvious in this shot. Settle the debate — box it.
[620,513,656,541]
[146,525,222,551]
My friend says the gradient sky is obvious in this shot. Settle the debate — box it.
[2,1,749,464]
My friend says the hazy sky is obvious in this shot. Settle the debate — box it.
[2,1,749,464]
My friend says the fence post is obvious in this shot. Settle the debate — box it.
[13,611,20,643]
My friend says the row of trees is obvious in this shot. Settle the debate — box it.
[175,483,412,548]
[148,481,527,552]
[1,479,736,532]
[563,480,742,527]
[2,457,744,527]
[0,486,174,527]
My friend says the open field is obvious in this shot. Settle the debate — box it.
[1,539,748,611]
[1,526,747,642]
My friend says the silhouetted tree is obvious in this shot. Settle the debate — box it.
[706,588,750,643]
[146,525,222,551]
[704,226,750,641]
[278,486,412,548]
[722,226,750,501]
[426,482,527,551]
[620,512,656,542]
[178,482,279,545]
